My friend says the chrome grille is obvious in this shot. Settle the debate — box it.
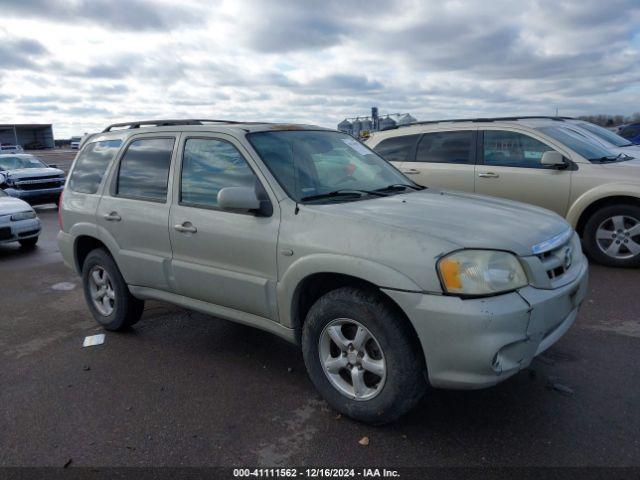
[536,241,574,280]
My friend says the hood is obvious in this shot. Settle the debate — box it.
[0,196,34,215]
[591,157,640,179]
[2,167,65,179]
[312,189,570,257]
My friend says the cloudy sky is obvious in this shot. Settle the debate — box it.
[1,0,639,137]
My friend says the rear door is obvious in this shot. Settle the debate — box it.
[96,134,177,291]
[168,134,280,320]
[475,129,572,215]
[400,130,477,191]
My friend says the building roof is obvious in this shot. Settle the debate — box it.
[0,124,53,128]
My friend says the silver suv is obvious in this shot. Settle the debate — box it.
[58,119,588,423]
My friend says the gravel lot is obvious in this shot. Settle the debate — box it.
[1,209,639,468]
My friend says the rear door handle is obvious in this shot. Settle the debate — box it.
[103,212,121,221]
[478,172,500,178]
[402,169,420,175]
[174,222,197,234]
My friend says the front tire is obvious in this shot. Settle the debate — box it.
[583,204,640,267]
[82,248,145,331]
[302,287,426,424]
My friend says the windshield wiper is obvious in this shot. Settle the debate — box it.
[300,189,388,202]
[592,155,621,163]
[374,183,424,193]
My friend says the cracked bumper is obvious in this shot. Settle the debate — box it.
[383,258,589,389]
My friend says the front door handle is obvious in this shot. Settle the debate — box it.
[402,169,420,175]
[174,222,197,234]
[478,172,500,178]
[103,211,121,221]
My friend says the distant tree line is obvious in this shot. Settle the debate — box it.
[577,113,640,127]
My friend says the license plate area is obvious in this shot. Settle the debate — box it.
[0,226,12,240]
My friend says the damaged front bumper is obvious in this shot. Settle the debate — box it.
[383,256,589,389]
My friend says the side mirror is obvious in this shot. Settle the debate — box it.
[217,186,261,212]
[540,151,565,168]
[48,164,58,168]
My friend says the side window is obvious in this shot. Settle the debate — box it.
[373,135,420,162]
[180,138,258,208]
[116,138,174,201]
[68,140,122,194]
[483,131,554,168]
[416,131,474,164]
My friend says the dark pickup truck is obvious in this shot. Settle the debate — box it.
[0,154,65,205]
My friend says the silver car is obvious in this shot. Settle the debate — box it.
[0,188,41,247]
[58,120,588,423]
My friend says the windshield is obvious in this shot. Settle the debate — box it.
[575,122,633,147]
[0,155,47,170]
[247,130,413,202]
[537,126,623,161]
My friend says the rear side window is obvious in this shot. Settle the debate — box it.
[373,135,420,162]
[621,126,640,138]
[180,138,258,208]
[68,140,122,194]
[416,131,474,164]
[116,138,174,201]
[484,130,553,168]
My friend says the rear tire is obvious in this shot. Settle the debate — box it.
[583,204,640,267]
[19,237,38,248]
[82,248,145,331]
[302,287,426,424]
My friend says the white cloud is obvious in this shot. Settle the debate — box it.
[0,0,639,137]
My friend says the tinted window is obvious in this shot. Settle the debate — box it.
[484,131,554,168]
[416,131,474,164]
[181,138,258,208]
[0,154,47,170]
[117,138,174,201]
[621,126,640,138]
[68,140,122,194]
[373,135,420,162]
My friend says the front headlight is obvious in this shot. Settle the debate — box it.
[11,211,36,221]
[437,250,528,296]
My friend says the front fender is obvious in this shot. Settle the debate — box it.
[277,253,425,328]
[566,184,640,227]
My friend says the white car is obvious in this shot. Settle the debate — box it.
[0,187,41,247]
[70,137,82,149]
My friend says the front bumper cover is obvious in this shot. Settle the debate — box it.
[383,256,589,389]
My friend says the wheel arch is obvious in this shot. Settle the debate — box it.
[574,194,640,237]
[74,235,115,273]
[288,272,427,365]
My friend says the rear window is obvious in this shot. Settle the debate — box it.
[68,140,122,194]
[116,138,174,201]
[373,135,420,162]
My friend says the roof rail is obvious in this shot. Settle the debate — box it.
[102,119,256,132]
[381,116,575,131]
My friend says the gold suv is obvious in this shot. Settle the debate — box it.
[367,116,640,268]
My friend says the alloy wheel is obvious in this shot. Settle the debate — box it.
[88,266,116,316]
[318,318,387,401]
[595,215,640,259]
